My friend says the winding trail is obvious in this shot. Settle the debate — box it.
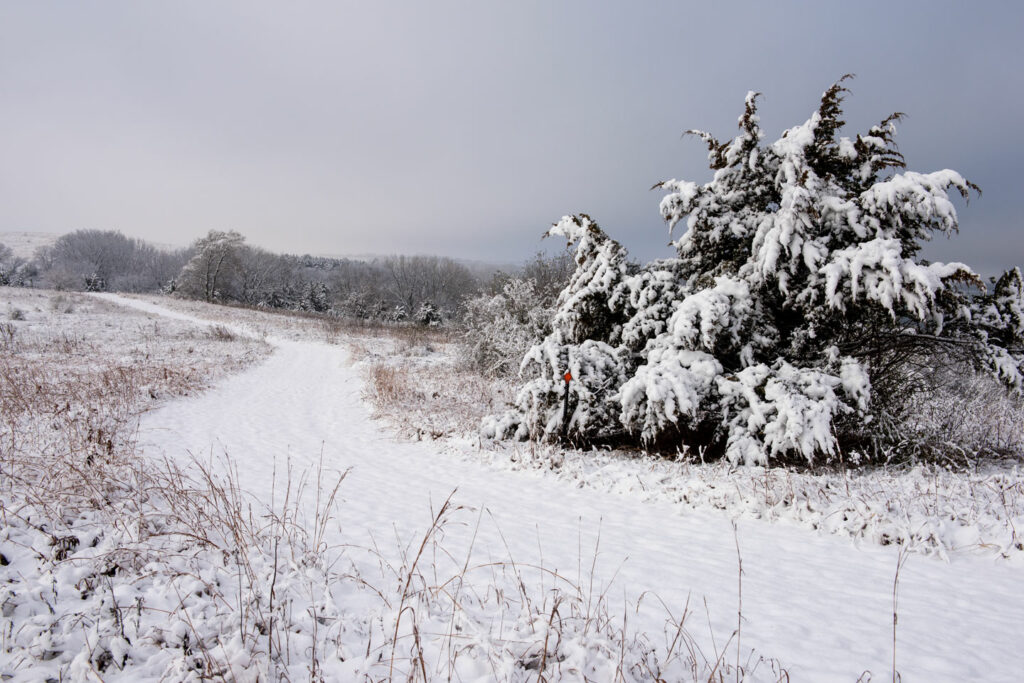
[102,294,1023,682]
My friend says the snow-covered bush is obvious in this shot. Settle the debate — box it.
[488,78,1024,466]
[83,270,106,292]
[461,277,554,376]
[460,249,573,377]
[486,336,628,442]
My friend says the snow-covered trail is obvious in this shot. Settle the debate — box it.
[103,295,1023,682]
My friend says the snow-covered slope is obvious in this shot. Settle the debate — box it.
[103,295,1024,681]
[0,231,59,258]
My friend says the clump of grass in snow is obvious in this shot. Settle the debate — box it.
[367,362,409,406]
[49,293,75,314]
[206,323,237,341]
[0,321,14,348]
[363,357,515,441]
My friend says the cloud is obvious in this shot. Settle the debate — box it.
[1,1,1021,271]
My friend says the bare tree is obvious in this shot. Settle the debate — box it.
[238,246,297,306]
[46,230,137,290]
[521,247,575,302]
[177,231,246,302]
[27,229,187,292]
[383,255,477,317]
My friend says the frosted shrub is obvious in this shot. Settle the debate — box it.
[488,78,1024,466]
[899,366,1024,461]
[462,277,554,376]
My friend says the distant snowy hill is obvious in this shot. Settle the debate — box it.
[0,231,186,258]
[0,231,60,258]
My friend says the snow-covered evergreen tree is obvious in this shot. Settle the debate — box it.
[973,267,1024,392]
[415,300,442,326]
[487,78,1024,465]
[83,271,107,292]
[483,215,632,443]
[299,281,331,312]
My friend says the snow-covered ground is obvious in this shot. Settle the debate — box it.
[91,294,1024,681]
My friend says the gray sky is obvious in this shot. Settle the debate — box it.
[2,2,1022,273]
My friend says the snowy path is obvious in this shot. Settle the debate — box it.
[103,295,1024,682]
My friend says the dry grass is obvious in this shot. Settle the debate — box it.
[0,290,777,680]
[0,293,267,526]
[0,290,279,677]
[351,312,515,442]
[127,292,455,348]
[206,323,237,341]
[367,363,408,406]
[363,360,515,441]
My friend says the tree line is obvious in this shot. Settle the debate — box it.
[0,228,571,326]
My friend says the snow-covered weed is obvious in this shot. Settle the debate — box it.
[345,492,787,682]
[2,290,785,680]
[4,453,779,680]
[0,322,14,349]
[205,323,237,341]
[363,357,515,441]
[0,290,274,678]
[48,293,75,314]
[899,370,1024,462]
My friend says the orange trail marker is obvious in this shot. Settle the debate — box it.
[561,370,572,437]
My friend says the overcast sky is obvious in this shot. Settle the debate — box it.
[2,2,1022,273]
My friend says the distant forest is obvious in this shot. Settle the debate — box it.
[0,229,572,325]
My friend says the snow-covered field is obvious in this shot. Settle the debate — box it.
[3,292,1023,681]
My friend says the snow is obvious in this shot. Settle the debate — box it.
[822,237,972,319]
[0,231,59,259]
[668,276,752,351]
[73,294,1024,681]
[620,348,721,441]
[860,170,969,238]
